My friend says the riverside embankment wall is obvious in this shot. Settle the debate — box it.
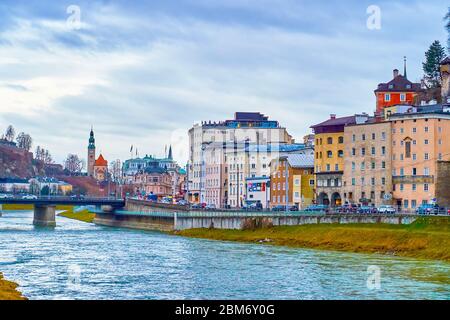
[93,200,419,231]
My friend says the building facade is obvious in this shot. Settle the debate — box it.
[343,119,393,207]
[188,112,294,205]
[270,154,315,209]
[245,176,271,209]
[311,114,367,207]
[374,67,422,114]
[389,111,450,210]
[93,154,108,182]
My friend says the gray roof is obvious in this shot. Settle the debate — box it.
[287,154,314,168]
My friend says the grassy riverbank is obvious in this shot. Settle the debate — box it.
[175,217,450,262]
[57,208,95,223]
[0,273,26,300]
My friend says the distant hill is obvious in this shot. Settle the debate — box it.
[0,142,44,179]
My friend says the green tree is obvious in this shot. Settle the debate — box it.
[422,40,446,88]
[41,185,50,196]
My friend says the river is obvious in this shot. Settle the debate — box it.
[0,211,448,300]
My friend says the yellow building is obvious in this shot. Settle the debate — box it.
[311,114,369,206]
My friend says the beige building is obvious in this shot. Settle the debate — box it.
[343,119,393,207]
[188,112,293,205]
[389,111,450,210]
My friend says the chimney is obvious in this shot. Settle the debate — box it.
[330,114,336,119]
[393,69,399,78]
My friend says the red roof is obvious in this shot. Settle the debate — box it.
[94,154,107,167]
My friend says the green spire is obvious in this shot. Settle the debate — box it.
[88,127,95,149]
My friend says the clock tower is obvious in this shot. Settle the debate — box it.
[87,127,96,176]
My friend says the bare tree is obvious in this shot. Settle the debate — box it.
[64,154,83,173]
[35,145,53,164]
[16,132,33,151]
[5,125,15,142]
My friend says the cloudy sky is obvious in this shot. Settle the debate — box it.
[0,0,448,166]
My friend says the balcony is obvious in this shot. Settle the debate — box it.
[392,175,434,184]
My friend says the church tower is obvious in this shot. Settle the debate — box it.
[87,127,96,176]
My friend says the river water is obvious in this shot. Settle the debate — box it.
[0,211,448,300]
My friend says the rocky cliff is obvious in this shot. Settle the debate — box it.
[0,143,44,178]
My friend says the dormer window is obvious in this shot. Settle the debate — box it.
[406,84,411,89]
[388,84,394,89]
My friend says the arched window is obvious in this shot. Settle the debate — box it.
[327,137,333,144]
[338,136,344,144]
[338,150,344,158]
[327,151,333,158]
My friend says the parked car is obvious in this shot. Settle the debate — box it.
[0,194,14,199]
[288,205,299,211]
[205,204,216,210]
[271,205,286,212]
[358,206,377,214]
[377,205,396,214]
[304,204,329,213]
[415,204,441,215]
[191,203,206,210]
[21,194,38,200]
[337,204,358,213]
[177,200,189,206]
[70,194,85,200]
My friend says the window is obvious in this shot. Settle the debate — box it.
[381,161,386,169]
[400,168,404,175]
[400,184,404,191]
[361,148,366,156]
[362,134,366,141]
[424,184,429,191]
[400,93,406,101]
[405,141,411,158]
[385,93,391,101]
[381,146,386,155]
[406,84,411,89]
[338,150,343,158]
[381,132,386,140]
[412,127,416,133]
[327,151,333,158]
[294,179,300,186]
[352,162,356,170]
[411,200,417,208]
[371,162,375,170]
[327,137,333,144]
[412,168,417,176]
[424,153,429,160]
[351,178,355,186]
[403,200,409,208]
[326,164,331,171]
[412,154,417,160]
[338,136,344,144]
[309,179,314,186]
[424,167,429,175]
[352,134,356,142]
[372,133,376,140]
[371,177,375,186]
[361,162,365,170]
[335,164,339,171]
[371,147,376,155]
[424,127,429,132]
[381,177,386,185]
[412,184,416,191]
[352,148,356,156]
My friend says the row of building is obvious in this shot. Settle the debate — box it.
[0,177,73,195]
[186,58,450,210]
